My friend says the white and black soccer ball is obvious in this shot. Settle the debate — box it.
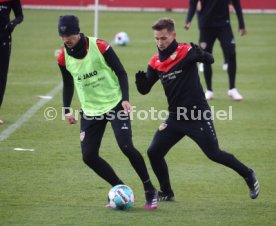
[114,32,129,46]
[108,184,134,210]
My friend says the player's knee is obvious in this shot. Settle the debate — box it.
[82,150,99,167]
[118,142,135,155]
[204,63,211,71]
[228,52,236,62]
[208,153,221,162]
[82,153,92,166]
[220,150,235,162]
[207,149,234,163]
[225,46,236,61]
[147,146,159,160]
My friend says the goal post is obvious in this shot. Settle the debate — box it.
[94,0,99,37]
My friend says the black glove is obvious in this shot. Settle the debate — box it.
[135,70,149,94]
[135,70,146,82]
[190,42,204,57]
[5,22,16,33]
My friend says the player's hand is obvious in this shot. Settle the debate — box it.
[190,42,204,56]
[65,113,77,124]
[196,1,202,12]
[184,23,191,30]
[229,4,235,14]
[239,28,246,36]
[135,70,149,94]
[5,22,16,33]
[135,70,146,81]
[135,70,146,79]
[122,101,132,113]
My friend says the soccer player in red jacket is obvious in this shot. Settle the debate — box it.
[136,18,259,201]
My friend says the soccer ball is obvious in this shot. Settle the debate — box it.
[114,32,129,46]
[108,184,134,210]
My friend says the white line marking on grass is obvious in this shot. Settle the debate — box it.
[14,148,35,151]
[38,95,53,100]
[0,83,62,142]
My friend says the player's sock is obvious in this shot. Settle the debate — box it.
[143,179,155,191]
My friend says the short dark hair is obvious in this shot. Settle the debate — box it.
[152,18,175,33]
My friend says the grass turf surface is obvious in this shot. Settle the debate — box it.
[0,9,276,226]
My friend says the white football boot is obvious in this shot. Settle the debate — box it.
[227,88,243,101]
[222,63,228,71]
[198,63,204,72]
[205,90,214,100]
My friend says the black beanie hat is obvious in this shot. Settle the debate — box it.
[58,15,80,36]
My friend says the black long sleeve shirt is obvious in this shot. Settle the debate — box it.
[186,0,245,29]
[136,40,214,113]
[0,0,23,34]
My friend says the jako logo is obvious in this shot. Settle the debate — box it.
[78,70,98,80]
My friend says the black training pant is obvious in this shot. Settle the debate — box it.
[0,33,12,107]
[80,102,151,187]
[147,115,250,193]
[199,24,236,90]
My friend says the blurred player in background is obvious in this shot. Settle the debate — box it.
[197,1,235,73]
[136,17,259,202]
[185,0,246,101]
[0,0,23,124]
[56,15,157,210]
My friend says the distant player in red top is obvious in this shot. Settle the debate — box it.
[0,0,23,124]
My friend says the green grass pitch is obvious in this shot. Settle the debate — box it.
[0,9,276,226]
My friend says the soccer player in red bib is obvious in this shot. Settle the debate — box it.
[56,15,157,210]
